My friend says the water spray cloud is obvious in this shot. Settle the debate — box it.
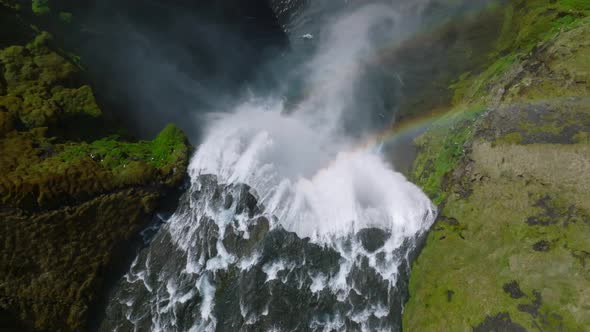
[104,2,453,331]
[190,3,436,241]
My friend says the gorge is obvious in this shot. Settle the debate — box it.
[0,0,589,331]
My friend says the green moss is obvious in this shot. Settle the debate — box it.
[450,0,590,105]
[31,0,49,15]
[412,105,486,205]
[151,123,190,167]
[450,54,517,105]
[494,132,522,145]
[58,11,72,24]
[404,142,590,331]
[54,124,187,171]
[0,33,98,136]
[0,7,192,331]
[26,30,52,49]
[573,132,590,144]
[0,32,191,209]
[56,138,149,167]
[0,95,23,113]
[494,0,588,55]
[559,0,590,11]
[405,7,590,331]
[1,188,160,332]
[50,85,101,118]
[0,110,16,135]
[1,124,189,211]
[1,34,77,91]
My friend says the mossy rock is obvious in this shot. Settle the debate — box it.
[0,116,191,331]
[0,32,104,139]
[411,104,486,205]
[404,10,590,331]
[31,0,50,16]
[451,2,590,106]
[405,99,590,331]
[0,123,190,211]
[0,188,159,332]
[0,6,192,331]
[0,108,17,135]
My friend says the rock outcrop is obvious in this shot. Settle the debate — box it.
[0,2,191,331]
[100,175,414,332]
[403,1,590,330]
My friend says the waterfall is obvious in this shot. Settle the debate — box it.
[100,3,436,331]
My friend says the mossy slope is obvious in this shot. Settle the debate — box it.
[404,4,590,331]
[0,3,191,331]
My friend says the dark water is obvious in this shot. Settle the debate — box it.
[59,0,287,139]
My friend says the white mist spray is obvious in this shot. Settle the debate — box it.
[105,4,438,332]
[190,3,435,242]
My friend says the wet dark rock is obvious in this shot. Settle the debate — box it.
[196,217,220,259]
[517,290,543,317]
[479,98,590,146]
[357,227,390,252]
[526,195,560,226]
[447,290,455,302]
[102,175,418,331]
[473,312,527,332]
[525,195,588,228]
[349,257,390,303]
[214,224,350,331]
[532,240,551,252]
[439,215,460,226]
[526,215,557,226]
[235,184,260,217]
[503,281,526,299]
[222,216,269,257]
[0,308,32,332]
[224,193,234,209]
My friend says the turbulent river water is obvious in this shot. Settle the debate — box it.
[100,1,437,331]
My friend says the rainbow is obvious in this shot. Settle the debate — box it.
[300,2,500,151]
[360,107,452,152]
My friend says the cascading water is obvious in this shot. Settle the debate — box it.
[100,3,436,331]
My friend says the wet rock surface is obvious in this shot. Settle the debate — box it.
[473,312,527,332]
[357,228,391,253]
[100,175,421,331]
[502,281,525,299]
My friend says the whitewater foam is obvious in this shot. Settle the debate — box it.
[190,102,434,243]
[189,2,434,243]
[102,3,438,331]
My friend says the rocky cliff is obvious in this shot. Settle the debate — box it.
[2,0,589,331]
[0,2,191,331]
[403,1,590,330]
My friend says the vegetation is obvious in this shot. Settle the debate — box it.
[405,98,590,331]
[0,31,96,136]
[411,105,486,205]
[56,124,189,171]
[31,0,49,15]
[0,5,192,330]
[451,0,590,105]
[404,2,590,330]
